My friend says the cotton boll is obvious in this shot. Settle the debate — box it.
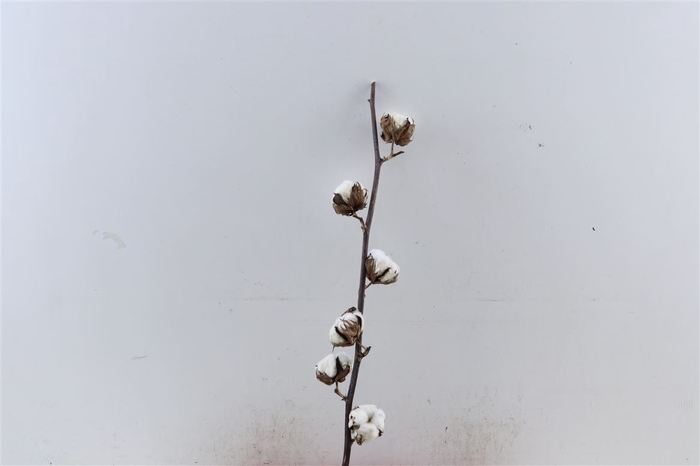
[332,181,368,216]
[380,112,416,147]
[354,423,380,445]
[315,354,338,385]
[365,249,400,285]
[329,307,364,348]
[348,404,378,429]
[315,352,352,385]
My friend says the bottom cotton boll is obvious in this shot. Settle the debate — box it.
[348,404,377,428]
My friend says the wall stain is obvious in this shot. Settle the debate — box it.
[211,404,327,465]
[94,230,127,249]
[428,389,522,464]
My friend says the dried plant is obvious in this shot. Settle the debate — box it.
[314,82,416,466]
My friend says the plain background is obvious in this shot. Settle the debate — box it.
[2,2,698,465]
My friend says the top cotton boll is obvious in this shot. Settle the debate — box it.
[380,112,415,147]
[333,181,368,216]
[365,249,400,285]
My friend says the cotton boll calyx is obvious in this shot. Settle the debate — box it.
[353,423,381,445]
[365,249,400,285]
[329,307,364,348]
[380,112,415,147]
[315,352,352,385]
[333,181,368,216]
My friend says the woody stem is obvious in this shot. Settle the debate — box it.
[341,81,383,466]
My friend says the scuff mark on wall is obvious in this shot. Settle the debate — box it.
[102,232,127,249]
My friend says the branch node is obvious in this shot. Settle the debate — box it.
[383,150,405,162]
[358,344,372,360]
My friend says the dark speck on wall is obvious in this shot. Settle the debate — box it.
[592,227,596,231]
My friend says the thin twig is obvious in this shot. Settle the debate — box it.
[383,141,404,162]
[341,81,383,466]
[334,383,347,401]
[383,150,405,162]
[351,213,366,231]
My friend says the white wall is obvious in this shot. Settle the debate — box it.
[3,2,698,465]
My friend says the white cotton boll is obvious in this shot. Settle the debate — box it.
[348,404,378,429]
[353,423,380,445]
[365,249,400,285]
[369,408,385,434]
[333,181,368,216]
[380,112,416,147]
[329,307,364,348]
[315,352,352,385]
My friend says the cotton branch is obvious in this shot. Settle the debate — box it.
[340,83,414,466]
[318,82,415,466]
